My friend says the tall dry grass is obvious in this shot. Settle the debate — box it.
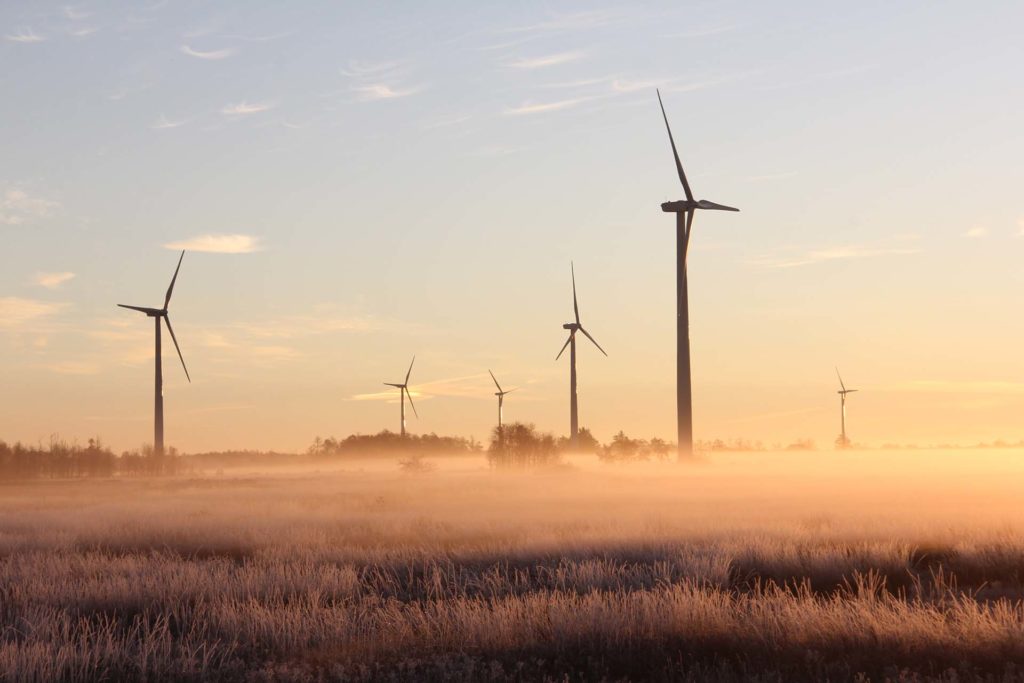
[2,450,1024,681]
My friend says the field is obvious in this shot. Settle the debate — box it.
[3,450,1024,682]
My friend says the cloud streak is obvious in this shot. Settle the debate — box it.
[506,51,584,69]
[151,115,188,130]
[163,234,263,253]
[180,45,236,60]
[353,83,424,101]
[0,297,67,328]
[964,226,988,238]
[5,28,44,43]
[750,242,920,269]
[34,272,75,289]
[505,96,593,115]
[1,187,56,225]
[221,101,274,115]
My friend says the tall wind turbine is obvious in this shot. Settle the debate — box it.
[384,356,417,437]
[117,250,191,456]
[656,89,739,459]
[488,369,516,431]
[555,263,607,449]
[835,368,858,448]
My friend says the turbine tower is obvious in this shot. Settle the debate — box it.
[835,368,858,449]
[656,89,739,459]
[488,369,516,431]
[384,356,417,437]
[117,250,191,456]
[555,263,606,449]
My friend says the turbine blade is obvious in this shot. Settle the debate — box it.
[164,250,185,309]
[163,316,190,383]
[118,304,160,315]
[697,200,740,212]
[579,326,608,357]
[656,89,693,201]
[571,262,580,325]
[405,355,415,385]
[847,389,859,393]
[555,334,572,361]
[505,387,518,394]
[405,387,418,418]
[836,367,846,392]
[488,369,502,393]
[384,383,403,388]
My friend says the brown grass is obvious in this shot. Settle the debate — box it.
[2,450,1024,681]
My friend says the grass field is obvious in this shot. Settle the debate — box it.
[3,450,1024,681]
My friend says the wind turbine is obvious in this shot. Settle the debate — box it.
[835,368,858,448]
[555,263,606,449]
[117,250,190,456]
[488,369,516,431]
[384,356,417,437]
[656,89,739,459]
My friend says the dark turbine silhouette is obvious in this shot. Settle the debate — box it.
[488,369,516,431]
[555,263,607,449]
[656,89,739,459]
[117,250,191,456]
[835,368,858,449]
[384,356,417,437]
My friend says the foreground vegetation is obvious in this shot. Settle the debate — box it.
[3,450,1024,681]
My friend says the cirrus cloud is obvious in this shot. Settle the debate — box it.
[0,297,67,328]
[163,234,263,253]
[180,44,236,60]
[221,101,274,115]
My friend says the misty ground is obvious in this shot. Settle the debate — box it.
[3,449,1024,682]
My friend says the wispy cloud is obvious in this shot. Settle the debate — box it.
[151,114,188,130]
[506,10,620,34]
[342,59,425,102]
[180,44,236,60]
[750,240,920,268]
[5,28,45,43]
[221,101,275,115]
[34,272,75,289]
[0,297,67,328]
[69,26,98,37]
[964,226,988,238]
[163,234,263,253]
[63,6,92,20]
[893,380,1024,395]
[352,83,423,101]
[353,372,511,403]
[505,96,593,115]
[1,187,57,226]
[506,51,584,69]
[44,361,100,375]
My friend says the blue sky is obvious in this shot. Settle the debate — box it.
[2,1,1023,451]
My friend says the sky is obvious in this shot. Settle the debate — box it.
[2,1,1023,453]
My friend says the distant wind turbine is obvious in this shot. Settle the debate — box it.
[117,250,191,456]
[835,368,858,449]
[384,356,417,437]
[656,89,739,459]
[488,369,516,432]
[556,263,606,449]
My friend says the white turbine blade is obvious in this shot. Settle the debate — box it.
[405,355,415,385]
[164,315,190,383]
[405,386,418,418]
[836,367,846,392]
[571,262,580,325]
[118,304,160,315]
[656,89,694,201]
[555,334,572,360]
[697,200,740,212]
[488,369,502,393]
[579,326,607,357]
[164,250,185,309]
